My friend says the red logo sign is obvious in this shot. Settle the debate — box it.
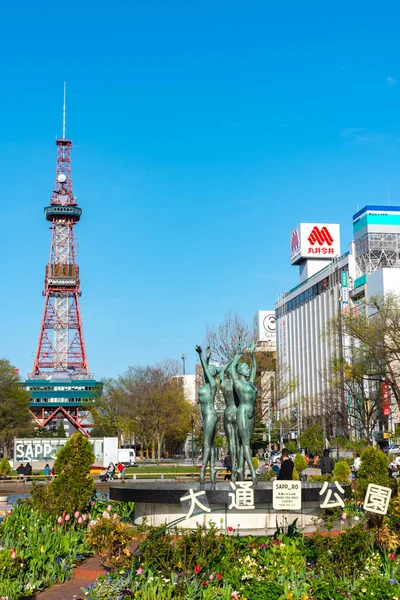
[308,226,334,246]
[291,229,300,253]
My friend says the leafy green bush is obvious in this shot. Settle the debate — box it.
[32,432,95,515]
[308,473,332,482]
[0,457,11,476]
[251,456,259,470]
[86,514,136,568]
[357,446,390,500]
[333,460,351,482]
[294,453,307,472]
[298,424,324,454]
[285,440,298,454]
[242,579,284,599]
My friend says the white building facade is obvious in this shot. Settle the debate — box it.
[275,206,400,439]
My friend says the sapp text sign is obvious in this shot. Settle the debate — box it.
[14,438,106,463]
[291,223,341,265]
[273,481,301,510]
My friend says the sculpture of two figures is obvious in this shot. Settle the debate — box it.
[195,342,258,485]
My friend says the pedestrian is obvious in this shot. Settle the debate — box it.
[395,453,400,469]
[107,462,115,480]
[99,468,108,482]
[320,449,334,475]
[277,448,294,480]
[16,464,25,479]
[117,462,125,480]
[223,454,232,481]
[25,462,32,476]
[353,453,361,478]
[44,463,50,478]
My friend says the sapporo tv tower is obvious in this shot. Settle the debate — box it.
[24,85,101,437]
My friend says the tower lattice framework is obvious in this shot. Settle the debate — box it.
[33,137,88,376]
[25,103,100,437]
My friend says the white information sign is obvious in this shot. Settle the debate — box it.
[273,481,301,510]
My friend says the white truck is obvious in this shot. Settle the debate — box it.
[117,448,136,466]
[14,437,136,468]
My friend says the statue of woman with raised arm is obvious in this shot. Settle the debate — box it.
[195,345,219,484]
[228,341,258,484]
[220,357,239,483]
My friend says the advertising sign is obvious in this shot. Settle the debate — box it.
[382,382,391,417]
[14,438,107,463]
[255,310,276,347]
[273,481,301,510]
[290,223,341,265]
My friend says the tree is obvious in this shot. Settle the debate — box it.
[56,420,66,437]
[0,359,32,457]
[328,293,400,413]
[113,360,193,460]
[298,424,324,455]
[357,446,390,504]
[89,378,129,442]
[32,432,95,515]
[321,354,384,443]
[206,309,254,363]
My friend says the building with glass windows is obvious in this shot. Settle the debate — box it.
[275,206,400,441]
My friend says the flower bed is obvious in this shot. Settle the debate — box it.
[0,497,135,599]
[80,514,400,600]
[0,502,92,599]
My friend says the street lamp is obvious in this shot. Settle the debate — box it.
[191,417,195,465]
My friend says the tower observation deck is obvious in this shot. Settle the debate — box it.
[24,90,101,436]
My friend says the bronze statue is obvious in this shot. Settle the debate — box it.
[195,345,219,484]
[220,357,239,482]
[228,341,258,484]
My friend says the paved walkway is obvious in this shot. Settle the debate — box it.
[35,555,107,600]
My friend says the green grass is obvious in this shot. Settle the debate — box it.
[125,465,199,474]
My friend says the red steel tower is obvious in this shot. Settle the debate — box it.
[25,86,101,436]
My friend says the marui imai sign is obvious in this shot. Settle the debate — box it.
[291,223,341,265]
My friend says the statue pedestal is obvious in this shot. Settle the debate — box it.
[109,481,351,535]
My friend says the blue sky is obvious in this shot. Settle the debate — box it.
[1,1,400,379]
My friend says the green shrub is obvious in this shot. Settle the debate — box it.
[357,446,390,500]
[285,440,298,454]
[243,579,284,600]
[32,432,95,515]
[308,474,332,482]
[333,460,351,482]
[0,457,11,476]
[86,515,135,568]
[293,467,299,480]
[294,453,307,472]
[252,456,259,470]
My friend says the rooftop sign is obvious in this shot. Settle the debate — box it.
[290,223,341,265]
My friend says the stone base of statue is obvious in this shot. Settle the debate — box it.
[110,481,351,535]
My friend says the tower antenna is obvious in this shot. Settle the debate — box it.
[62,82,67,140]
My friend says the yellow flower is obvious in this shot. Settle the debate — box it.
[287,594,293,600]
[252,548,257,555]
